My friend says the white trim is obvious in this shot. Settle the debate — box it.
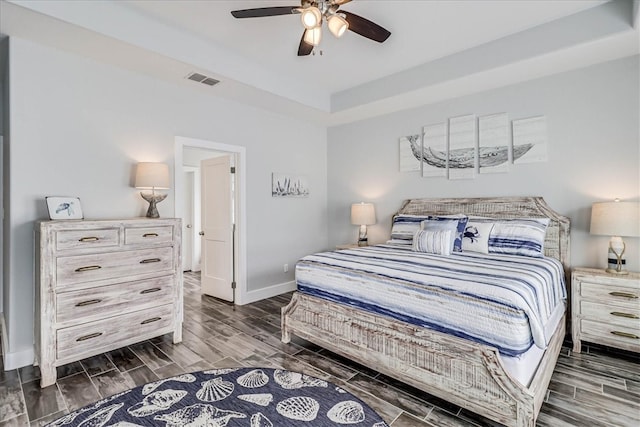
[175,136,248,305]
[1,314,35,370]
[242,281,296,305]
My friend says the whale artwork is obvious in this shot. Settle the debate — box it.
[409,138,533,169]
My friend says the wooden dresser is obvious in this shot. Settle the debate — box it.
[572,268,640,354]
[35,218,182,387]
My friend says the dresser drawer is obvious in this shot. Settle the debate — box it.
[56,247,173,288]
[56,228,120,251]
[581,319,640,351]
[56,275,174,325]
[580,281,639,310]
[125,226,173,245]
[57,304,173,361]
[581,300,640,329]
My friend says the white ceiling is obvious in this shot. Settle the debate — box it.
[1,0,638,125]
[120,0,605,93]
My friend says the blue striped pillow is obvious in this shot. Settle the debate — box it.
[486,218,550,257]
[390,215,431,244]
[412,229,453,255]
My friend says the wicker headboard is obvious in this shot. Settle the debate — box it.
[396,197,571,270]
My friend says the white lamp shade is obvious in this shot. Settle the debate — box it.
[590,201,640,237]
[301,7,322,29]
[351,203,376,225]
[135,162,170,189]
[327,14,348,38]
[303,26,322,46]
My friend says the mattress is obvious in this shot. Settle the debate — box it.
[296,244,566,357]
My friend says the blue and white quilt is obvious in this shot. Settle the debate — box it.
[296,244,566,356]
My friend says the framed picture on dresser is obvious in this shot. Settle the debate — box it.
[46,196,84,220]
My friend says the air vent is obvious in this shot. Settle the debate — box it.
[201,77,220,86]
[186,72,220,87]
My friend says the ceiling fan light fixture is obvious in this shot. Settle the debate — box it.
[327,14,348,38]
[301,6,322,29]
[303,26,322,46]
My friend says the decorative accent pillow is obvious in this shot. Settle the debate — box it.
[487,218,550,257]
[462,221,494,254]
[421,216,468,252]
[390,214,431,245]
[412,229,453,255]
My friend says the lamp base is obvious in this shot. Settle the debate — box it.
[605,268,629,275]
[141,192,167,219]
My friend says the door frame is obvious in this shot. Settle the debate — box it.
[174,136,247,305]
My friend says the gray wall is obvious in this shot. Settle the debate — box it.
[3,37,328,365]
[327,55,640,272]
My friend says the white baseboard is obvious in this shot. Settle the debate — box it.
[239,280,296,305]
[1,313,35,370]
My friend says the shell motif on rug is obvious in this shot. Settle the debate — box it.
[153,403,246,427]
[237,369,269,388]
[203,368,240,375]
[276,396,320,421]
[250,412,273,427]
[327,400,366,424]
[77,403,123,427]
[142,374,196,395]
[237,393,274,407]
[196,377,235,402]
[127,389,188,417]
[273,369,328,389]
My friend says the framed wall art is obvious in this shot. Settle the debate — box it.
[46,196,84,220]
[272,173,309,198]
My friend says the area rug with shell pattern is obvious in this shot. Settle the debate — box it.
[45,367,389,427]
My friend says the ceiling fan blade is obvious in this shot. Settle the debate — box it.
[342,10,391,43]
[231,6,300,19]
[298,31,314,56]
[332,0,352,5]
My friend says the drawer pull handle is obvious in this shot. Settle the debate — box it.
[75,299,102,307]
[611,312,639,319]
[610,331,639,340]
[141,317,161,325]
[79,237,99,242]
[76,332,102,342]
[609,291,638,299]
[75,265,102,272]
[140,287,161,294]
[140,258,161,264]
[143,233,159,238]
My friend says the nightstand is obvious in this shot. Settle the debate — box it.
[571,268,640,354]
[335,243,360,249]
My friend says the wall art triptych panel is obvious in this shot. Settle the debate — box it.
[398,114,547,179]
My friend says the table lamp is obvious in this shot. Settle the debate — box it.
[590,199,640,275]
[351,202,376,246]
[135,162,170,218]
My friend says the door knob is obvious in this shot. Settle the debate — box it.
[199,231,204,236]
[186,224,192,228]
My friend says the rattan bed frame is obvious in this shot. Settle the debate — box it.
[282,197,570,427]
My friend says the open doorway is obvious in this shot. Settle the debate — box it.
[174,136,247,305]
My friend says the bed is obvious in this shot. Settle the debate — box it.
[281,197,570,427]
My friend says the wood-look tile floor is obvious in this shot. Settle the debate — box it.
[1,271,639,426]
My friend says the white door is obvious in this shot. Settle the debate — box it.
[200,155,234,301]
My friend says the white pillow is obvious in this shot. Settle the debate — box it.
[412,229,453,255]
[461,221,494,254]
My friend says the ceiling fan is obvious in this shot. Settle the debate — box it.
[231,0,391,56]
